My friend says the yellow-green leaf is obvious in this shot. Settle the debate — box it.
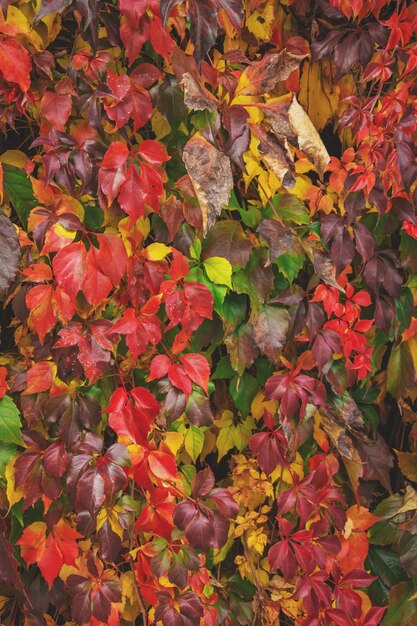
[204,257,233,288]
[184,425,205,462]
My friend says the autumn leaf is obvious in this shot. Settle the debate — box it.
[17,520,81,588]
[250,305,289,363]
[288,96,330,177]
[183,133,233,235]
[237,49,306,96]
[181,73,218,112]
[0,214,19,294]
[0,36,31,92]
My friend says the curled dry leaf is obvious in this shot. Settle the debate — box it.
[288,96,330,177]
[181,73,219,112]
[183,133,233,235]
[252,125,295,188]
[303,242,344,291]
[0,213,20,295]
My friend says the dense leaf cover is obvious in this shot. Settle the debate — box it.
[1,0,417,624]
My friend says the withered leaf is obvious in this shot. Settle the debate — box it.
[181,73,219,112]
[257,219,299,263]
[250,304,289,363]
[225,324,258,375]
[183,133,233,235]
[304,243,344,291]
[356,435,394,493]
[0,214,20,295]
[320,413,355,460]
[238,49,307,96]
[252,125,295,188]
[288,96,330,177]
[323,395,365,433]
[202,220,252,266]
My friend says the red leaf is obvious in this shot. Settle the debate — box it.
[0,36,31,92]
[24,361,55,394]
[96,234,128,286]
[149,354,171,380]
[137,140,170,164]
[41,92,72,130]
[82,247,113,307]
[99,142,129,205]
[52,242,87,299]
[148,450,177,481]
[118,162,146,219]
[168,363,193,398]
[179,353,210,393]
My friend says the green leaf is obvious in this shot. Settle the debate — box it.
[230,373,258,418]
[0,442,16,477]
[212,356,235,380]
[387,342,415,398]
[366,546,407,589]
[183,424,205,462]
[204,256,233,288]
[382,580,417,626]
[0,396,23,446]
[275,251,305,283]
[3,164,36,228]
[272,194,310,225]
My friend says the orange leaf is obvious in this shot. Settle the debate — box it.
[17,520,81,588]
[346,505,381,531]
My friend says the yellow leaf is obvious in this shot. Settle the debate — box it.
[200,427,217,461]
[5,455,23,509]
[119,571,140,621]
[0,150,29,168]
[245,0,275,41]
[204,256,233,288]
[164,430,184,457]
[234,416,255,451]
[216,419,235,461]
[270,452,304,484]
[0,595,10,611]
[145,242,171,261]
[299,60,340,132]
[152,109,171,140]
[96,505,125,539]
[251,392,278,420]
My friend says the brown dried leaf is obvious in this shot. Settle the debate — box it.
[239,49,307,96]
[181,73,218,112]
[252,125,295,188]
[303,243,344,291]
[0,214,19,295]
[288,96,330,177]
[183,133,233,235]
[250,304,289,363]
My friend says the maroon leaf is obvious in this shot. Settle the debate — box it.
[202,220,252,266]
[35,0,72,22]
[160,0,180,25]
[191,467,215,498]
[187,0,218,65]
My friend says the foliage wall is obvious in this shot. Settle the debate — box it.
[1,0,417,624]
